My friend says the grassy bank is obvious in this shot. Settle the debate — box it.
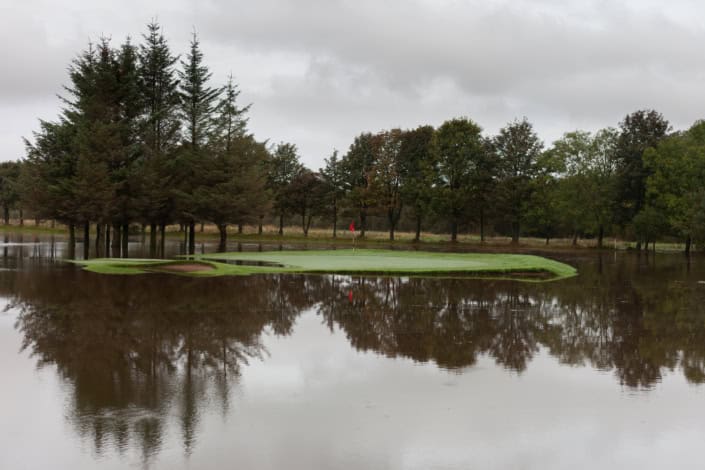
[3,221,686,253]
[73,249,577,281]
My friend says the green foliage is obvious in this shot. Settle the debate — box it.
[399,125,437,239]
[341,133,377,235]
[549,128,619,246]
[193,135,270,230]
[284,169,327,236]
[644,120,705,248]
[494,118,544,242]
[319,150,345,235]
[435,117,485,240]
[268,142,303,232]
[17,19,705,252]
[136,22,182,227]
[139,21,182,158]
[178,32,220,150]
[524,151,562,242]
[370,129,405,239]
[615,109,670,228]
[20,22,270,244]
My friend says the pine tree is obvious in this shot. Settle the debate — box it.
[139,21,181,158]
[178,32,220,150]
[193,75,268,249]
[138,21,182,251]
[214,74,251,152]
[320,150,345,237]
[268,142,303,235]
[176,31,221,253]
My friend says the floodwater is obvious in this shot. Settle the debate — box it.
[1,232,705,469]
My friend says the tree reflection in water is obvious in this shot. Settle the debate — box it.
[5,250,705,463]
[9,270,322,465]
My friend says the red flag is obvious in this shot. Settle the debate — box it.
[349,220,355,232]
[348,290,353,303]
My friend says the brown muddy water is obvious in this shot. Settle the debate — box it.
[1,232,705,469]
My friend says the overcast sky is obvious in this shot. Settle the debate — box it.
[1,0,705,168]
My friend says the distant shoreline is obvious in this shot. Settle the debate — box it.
[0,223,690,254]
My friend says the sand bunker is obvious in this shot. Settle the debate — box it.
[153,263,215,273]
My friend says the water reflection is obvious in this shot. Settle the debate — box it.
[7,272,319,464]
[2,239,705,465]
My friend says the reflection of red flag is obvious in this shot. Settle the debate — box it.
[349,221,355,233]
[348,290,353,303]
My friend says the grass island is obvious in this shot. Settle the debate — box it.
[72,249,577,281]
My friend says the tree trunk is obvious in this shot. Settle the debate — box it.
[218,224,227,252]
[303,214,313,237]
[188,221,196,255]
[388,209,396,241]
[159,223,166,257]
[636,240,642,251]
[278,213,284,235]
[68,224,76,259]
[83,222,90,259]
[545,236,550,245]
[238,224,243,234]
[511,221,520,244]
[685,236,692,256]
[360,210,367,238]
[258,215,263,235]
[112,224,121,250]
[19,209,23,226]
[302,213,308,237]
[479,209,485,243]
[332,201,338,238]
[3,206,8,225]
[451,220,458,242]
[572,231,578,247]
[200,222,204,232]
[121,223,129,258]
[414,216,421,242]
[149,222,157,256]
[95,223,102,257]
[105,224,110,254]
[598,225,604,249]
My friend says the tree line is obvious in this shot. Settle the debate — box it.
[1,22,703,254]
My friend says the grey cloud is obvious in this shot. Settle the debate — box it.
[2,0,705,166]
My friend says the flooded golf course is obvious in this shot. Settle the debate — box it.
[2,231,705,469]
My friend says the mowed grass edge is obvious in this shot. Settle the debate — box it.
[71,249,577,281]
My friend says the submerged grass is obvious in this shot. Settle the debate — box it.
[72,249,577,281]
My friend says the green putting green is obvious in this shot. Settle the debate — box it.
[72,249,577,281]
